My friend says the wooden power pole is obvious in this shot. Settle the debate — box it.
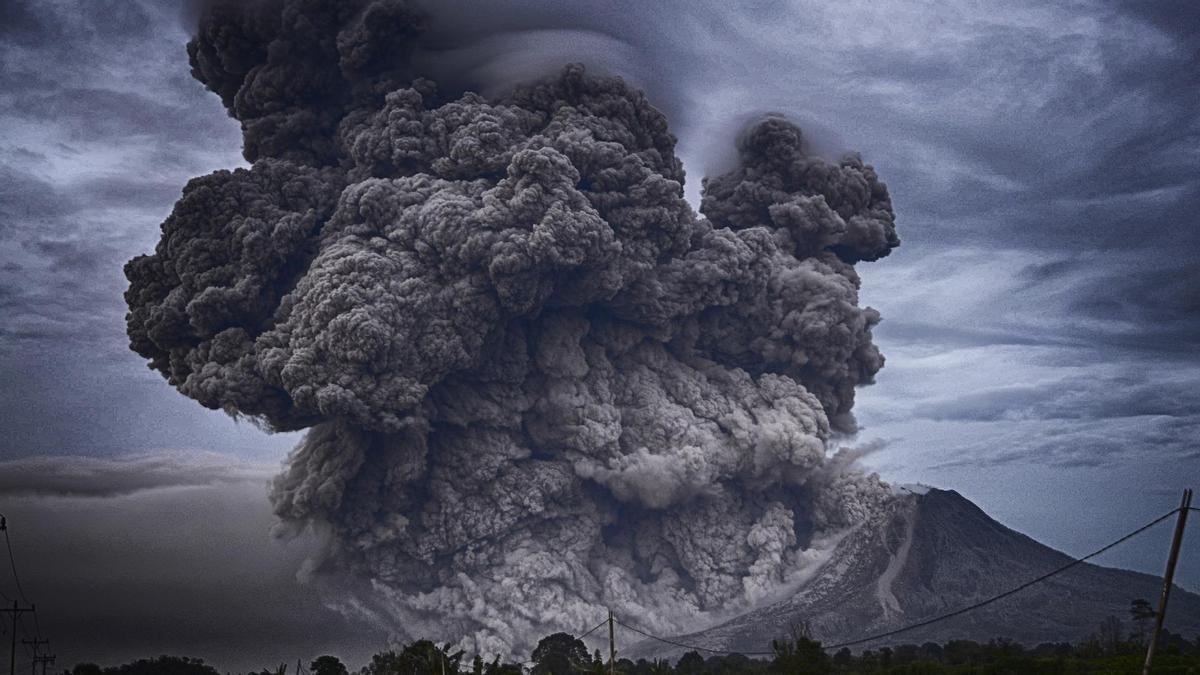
[1142,488,1192,675]
[608,609,616,675]
[30,655,52,675]
[0,602,35,675]
[19,640,46,675]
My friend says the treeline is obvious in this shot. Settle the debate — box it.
[61,622,1200,675]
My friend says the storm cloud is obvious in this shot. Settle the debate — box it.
[123,0,899,657]
[0,452,273,498]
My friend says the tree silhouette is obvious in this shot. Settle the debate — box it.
[1130,598,1156,646]
[57,630,1200,675]
[85,656,220,675]
[647,659,673,675]
[676,652,704,675]
[311,655,349,675]
[531,632,591,675]
[770,636,831,674]
[482,655,523,675]
[1098,615,1124,654]
[363,641,464,675]
[578,648,610,675]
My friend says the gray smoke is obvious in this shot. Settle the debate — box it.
[125,0,899,657]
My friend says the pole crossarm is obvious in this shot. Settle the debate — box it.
[30,655,53,675]
[0,602,34,675]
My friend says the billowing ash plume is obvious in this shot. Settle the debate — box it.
[125,0,899,657]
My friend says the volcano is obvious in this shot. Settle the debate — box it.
[627,488,1200,658]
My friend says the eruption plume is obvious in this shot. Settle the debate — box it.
[125,0,900,656]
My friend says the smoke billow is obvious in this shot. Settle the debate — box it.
[126,0,899,657]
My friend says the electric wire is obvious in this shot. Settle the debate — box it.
[3,529,30,606]
[4,526,41,638]
[609,506,1183,656]
[614,618,774,656]
[0,515,11,604]
[578,619,609,641]
[552,619,613,673]
[0,493,1189,664]
[19,618,35,657]
[1,518,44,645]
[824,506,1182,649]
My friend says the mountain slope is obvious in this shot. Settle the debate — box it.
[627,489,1200,658]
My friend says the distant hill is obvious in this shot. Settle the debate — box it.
[628,488,1200,659]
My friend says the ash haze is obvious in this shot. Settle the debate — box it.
[0,0,1198,672]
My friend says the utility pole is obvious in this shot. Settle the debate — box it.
[607,609,616,675]
[19,640,45,675]
[30,656,52,675]
[0,602,34,675]
[1142,488,1192,675]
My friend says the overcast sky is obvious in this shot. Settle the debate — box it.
[0,0,1198,671]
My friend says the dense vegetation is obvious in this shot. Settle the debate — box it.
[63,613,1200,675]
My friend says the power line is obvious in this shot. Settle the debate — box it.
[0,516,45,658]
[0,518,11,605]
[2,521,41,640]
[33,653,55,675]
[19,627,32,657]
[578,619,609,641]
[563,620,614,673]
[19,622,38,662]
[18,608,40,653]
[2,529,30,606]
[613,618,774,656]
[22,637,48,660]
[611,505,1183,656]
[824,506,1182,649]
[1,602,36,675]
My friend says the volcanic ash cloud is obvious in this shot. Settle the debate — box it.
[124,0,900,657]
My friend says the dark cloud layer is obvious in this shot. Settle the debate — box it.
[0,452,273,497]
